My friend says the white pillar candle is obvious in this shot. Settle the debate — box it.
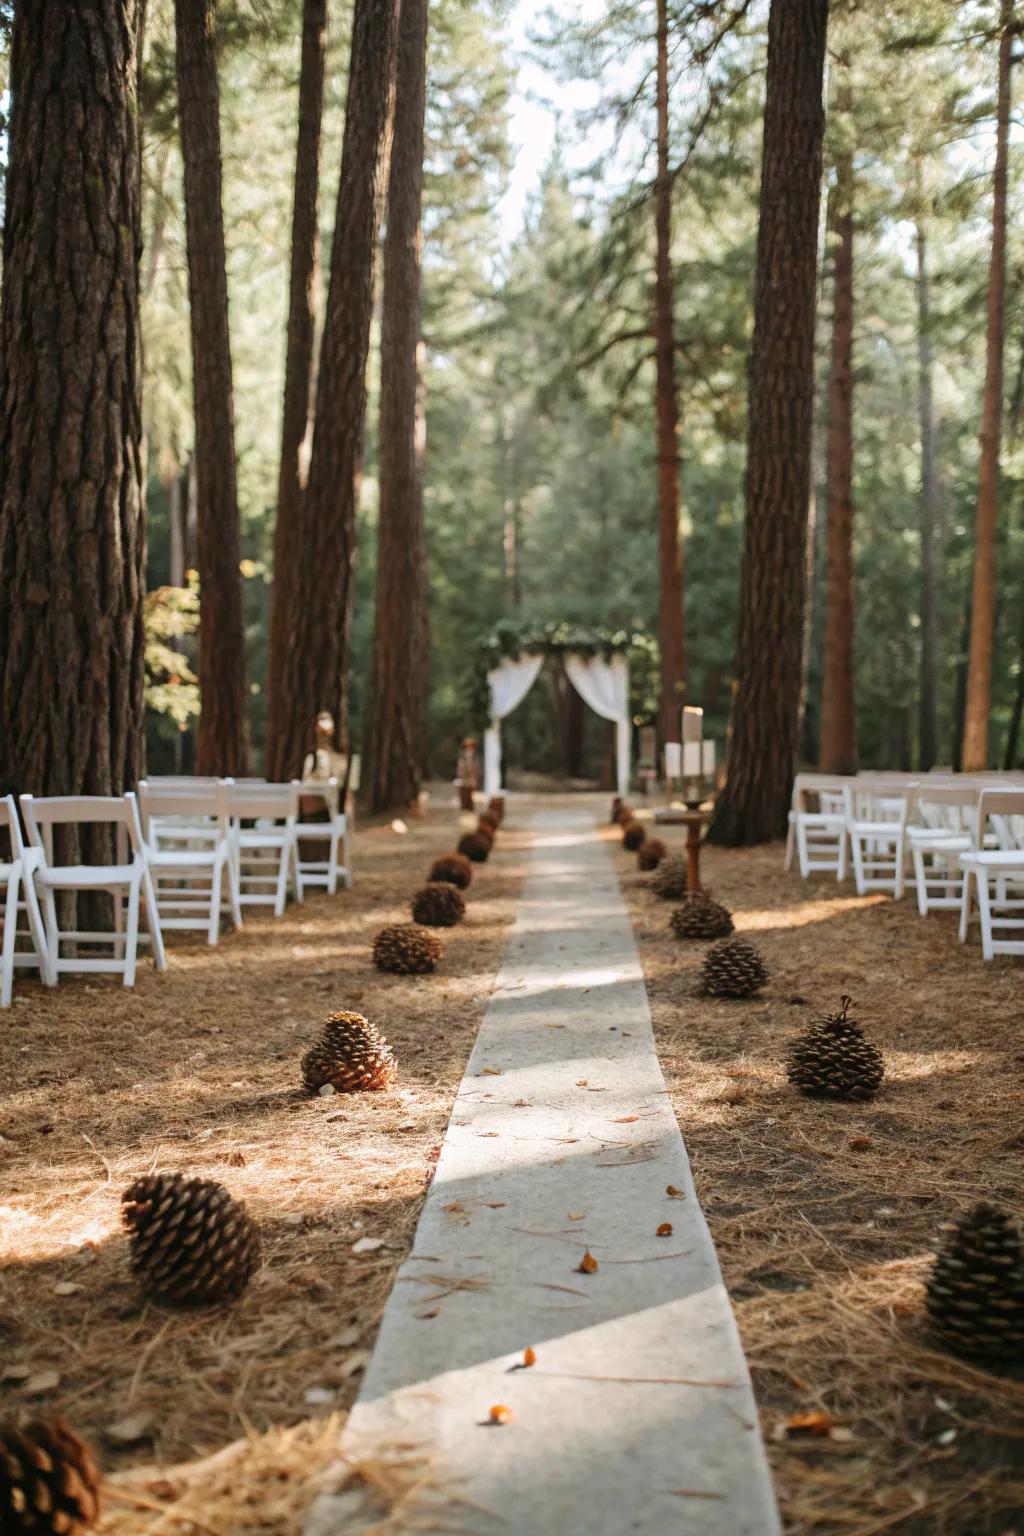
[682,706,704,744]
[664,742,682,778]
[701,740,716,775]
[683,742,701,778]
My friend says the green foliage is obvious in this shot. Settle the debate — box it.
[144,575,201,732]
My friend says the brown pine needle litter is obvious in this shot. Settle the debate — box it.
[613,828,1024,1536]
[0,798,524,1534]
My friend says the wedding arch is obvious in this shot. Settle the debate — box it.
[470,623,644,797]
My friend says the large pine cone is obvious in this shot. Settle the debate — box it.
[926,1203,1024,1362]
[614,802,634,826]
[650,855,689,900]
[457,832,491,863]
[412,882,466,928]
[302,1011,397,1095]
[477,812,499,839]
[621,819,646,851]
[373,923,443,974]
[428,853,472,890]
[700,937,768,998]
[487,796,505,824]
[670,891,734,941]
[0,1418,101,1535]
[637,838,667,871]
[787,996,883,1101]
[121,1173,260,1306]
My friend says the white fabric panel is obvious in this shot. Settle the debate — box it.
[484,653,545,794]
[564,652,631,796]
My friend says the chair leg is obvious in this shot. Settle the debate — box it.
[850,833,866,895]
[123,881,140,987]
[958,868,972,944]
[208,861,222,945]
[326,831,339,896]
[894,836,906,901]
[343,826,352,890]
[227,855,243,929]
[2,872,18,1008]
[23,875,55,986]
[274,847,289,918]
[141,868,167,972]
[796,823,810,879]
[42,888,61,979]
[913,849,928,916]
[976,872,995,961]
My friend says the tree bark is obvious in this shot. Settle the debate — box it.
[709,0,829,845]
[962,0,1013,771]
[365,0,429,814]
[266,0,328,782]
[915,215,940,770]
[654,0,686,749]
[0,0,146,801]
[818,149,857,774]
[269,0,399,782]
[174,0,248,774]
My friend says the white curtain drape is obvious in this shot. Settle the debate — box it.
[484,653,545,794]
[564,652,631,796]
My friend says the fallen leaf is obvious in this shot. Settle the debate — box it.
[848,1136,873,1151]
[444,1201,465,1213]
[666,1185,685,1199]
[105,1413,154,1447]
[352,1237,385,1254]
[1,1365,30,1383]
[656,1222,674,1237]
[478,1131,500,1138]
[24,1370,61,1396]
[577,1250,599,1274]
[576,1079,589,1087]
[567,1212,585,1221]
[488,1403,513,1425]
[484,1202,506,1209]
[612,1115,639,1124]
[481,1067,502,1076]
[785,1410,835,1438]
[523,1346,536,1368]
[53,1281,82,1297]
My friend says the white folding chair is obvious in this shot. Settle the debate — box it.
[138,780,242,944]
[225,782,299,917]
[959,789,1024,959]
[292,778,352,894]
[785,774,850,879]
[844,780,910,898]
[19,794,166,987]
[1,795,55,1006]
[908,783,979,916]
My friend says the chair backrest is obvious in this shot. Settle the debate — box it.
[0,794,27,864]
[912,782,979,834]
[976,789,1024,851]
[224,782,298,823]
[791,773,850,814]
[138,779,230,836]
[144,775,224,790]
[844,781,911,825]
[20,793,145,865]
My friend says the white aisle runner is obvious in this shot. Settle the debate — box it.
[307,809,780,1536]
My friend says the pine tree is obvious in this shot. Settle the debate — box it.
[0,0,146,799]
[174,0,249,774]
[709,0,829,844]
[365,0,430,813]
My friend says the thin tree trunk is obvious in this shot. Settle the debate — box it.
[270,0,399,782]
[0,0,146,800]
[266,0,328,783]
[709,0,829,846]
[365,0,430,814]
[818,148,857,774]
[175,0,249,774]
[962,0,1013,771]
[952,588,971,771]
[169,471,186,586]
[654,0,685,748]
[916,214,940,769]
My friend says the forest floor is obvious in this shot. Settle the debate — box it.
[610,817,1024,1536]
[0,796,525,1535]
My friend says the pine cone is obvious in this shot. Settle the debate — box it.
[621,819,646,851]
[121,1173,260,1306]
[487,796,505,824]
[637,838,667,871]
[700,937,768,998]
[457,831,491,863]
[477,812,499,838]
[411,881,466,928]
[373,923,443,974]
[0,1418,101,1535]
[926,1202,1024,1362]
[302,1011,397,1095]
[650,855,689,900]
[787,996,883,1100]
[614,802,634,826]
[610,796,625,825]
[428,853,472,890]
[670,891,734,940]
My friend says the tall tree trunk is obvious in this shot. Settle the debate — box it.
[0,0,146,800]
[915,215,940,769]
[818,149,857,774]
[270,0,399,782]
[1005,604,1024,765]
[709,0,829,845]
[266,0,329,783]
[952,588,971,771]
[962,0,1013,771]
[169,471,186,586]
[174,0,248,774]
[654,0,686,748]
[365,0,429,814]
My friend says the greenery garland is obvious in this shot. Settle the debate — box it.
[467,619,656,731]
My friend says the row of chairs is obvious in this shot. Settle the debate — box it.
[785,773,1024,960]
[1,777,353,1007]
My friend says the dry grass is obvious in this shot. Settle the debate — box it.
[611,821,1024,1536]
[0,798,524,1534]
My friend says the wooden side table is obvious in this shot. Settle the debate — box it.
[654,806,712,892]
